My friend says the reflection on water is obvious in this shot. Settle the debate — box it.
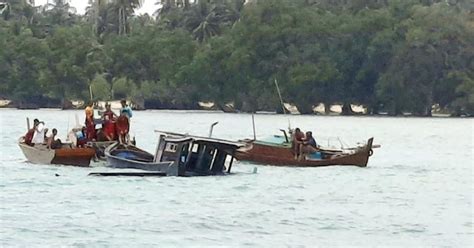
[0,109,472,247]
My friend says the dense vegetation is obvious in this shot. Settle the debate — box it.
[0,0,473,116]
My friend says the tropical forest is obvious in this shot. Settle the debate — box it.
[0,0,473,116]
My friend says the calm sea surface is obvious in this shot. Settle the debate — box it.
[0,109,472,247]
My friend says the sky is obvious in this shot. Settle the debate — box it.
[34,0,158,15]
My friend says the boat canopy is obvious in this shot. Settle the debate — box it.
[155,130,243,148]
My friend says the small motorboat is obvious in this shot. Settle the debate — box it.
[104,142,173,171]
[18,138,96,167]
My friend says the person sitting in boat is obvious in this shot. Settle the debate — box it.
[84,101,96,141]
[116,111,130,144]
[75,127,88,147]
[31,119,48,145]
[101,103,117,141]
[300,131,319,160]
[24,119,41,145]
[47,128,62,149]
[291,128,305,159]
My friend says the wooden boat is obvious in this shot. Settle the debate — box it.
[18,138,96,167]
[104,142,173,171]
[155,132,244,176]
[95,131,244,177]
[234,137,374,167]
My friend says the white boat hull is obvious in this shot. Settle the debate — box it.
[19,143,55,164]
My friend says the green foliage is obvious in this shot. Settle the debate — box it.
[112,77,136,99]
[91,73,111,101]
[0,0,472,115]
[450,72,474,115]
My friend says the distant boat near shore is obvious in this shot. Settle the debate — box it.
[0,98,468,117]
[0,99,11,108]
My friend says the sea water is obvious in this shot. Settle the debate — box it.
[0,109,472,247]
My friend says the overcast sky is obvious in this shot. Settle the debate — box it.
[34,0,158,15]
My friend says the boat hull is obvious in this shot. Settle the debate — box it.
[105,143,174,172]
[87,141,116,160]
[235,138,374,167]
[19,142,95,167]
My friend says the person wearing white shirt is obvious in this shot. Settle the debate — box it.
[31,120,47,144]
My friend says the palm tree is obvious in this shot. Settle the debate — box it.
[154,0,184,19]
[43,0,76,13]
[184,0,244,42]
[85,0,109,36]
[113,0,143,35]
[184,1,218,42]
[42,0,77,26]
[1,0,39,22]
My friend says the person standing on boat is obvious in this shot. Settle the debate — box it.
[292,128,305,159]
[117,99,132,144]
[120,99,133,120]
[116,111,130,144]
[31,119,47,145]
[84,101,96,141]
[101,103,117,141]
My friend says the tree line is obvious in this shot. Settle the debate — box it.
[0,0,473,116]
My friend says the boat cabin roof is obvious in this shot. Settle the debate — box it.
[155,130,244,149]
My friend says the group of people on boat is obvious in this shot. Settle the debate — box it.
[22,100,133,149]
[23,119,62,149]
[83,99,133,144]
[291,128,320,160]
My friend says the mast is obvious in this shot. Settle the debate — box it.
[274,78,286,115]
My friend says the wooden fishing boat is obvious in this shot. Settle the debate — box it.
[104,142,173,171]
[18,138,96,167]
[94,131,244,177]
[155,132,244,176]
[234,137,374,167]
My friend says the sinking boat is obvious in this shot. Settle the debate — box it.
[95,131,244,177]
[104,142,172,171]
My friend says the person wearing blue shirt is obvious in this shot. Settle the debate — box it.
[120,99,133,119]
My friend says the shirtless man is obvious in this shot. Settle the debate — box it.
[84,101,96,140]
[47,128,62,149]
[292,128,305,159]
